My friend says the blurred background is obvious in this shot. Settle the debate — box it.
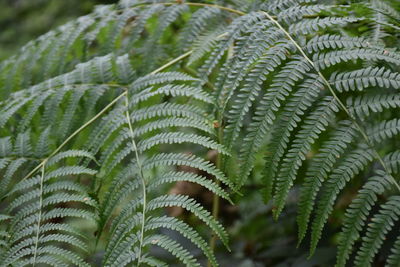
[0,0,116,59]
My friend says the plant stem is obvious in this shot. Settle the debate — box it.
[18,91,127,184]
[151,50,192,75]
[131,48,194,267]
[17,51,193,186]
[208,181,220,267]
[32,161,47,267]
[261,11,400,192]
[93,50,193,253]
[123,92,147,267]
[207,118,224,267]
[14,2,239,185]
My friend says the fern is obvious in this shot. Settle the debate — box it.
[0,152,97,266]
[1,0,400,266]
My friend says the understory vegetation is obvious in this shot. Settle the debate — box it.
[0,0,400,266]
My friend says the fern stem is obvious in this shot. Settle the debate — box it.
[207,118,224,267]
[13,2,236,188]
[127,49,194,265]
[151,50,192,74]
[5,47,196,264]
[123,92,147,266]
[32,161,47,267]
[19,49,194,186]
[49,92,127,158]
[18,92,127,185]
[261,11,400,192]
[208,181,220,267]
[97,50,196,255]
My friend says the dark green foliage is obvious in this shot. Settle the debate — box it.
[1,0,400,266]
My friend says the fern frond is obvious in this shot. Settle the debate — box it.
[143,234,200,266]
[347,93,400,119]
[138,132,229,154]
[336,170,393,267]
[367,118,400,144]
[223,42,292,149]
[130,71,198,91]
[367,0,400,43]
[238,58,311,187]
[2,1,400,266]
[387,234,400,267]
[214,21,281,110]
[260,0,317,15]
[147,171,231,201]
[123,4,164,48]
[263,76,324,197]
[277,5,333,24]
[289,17,362,35]
[315,48,400,69]
[143,153,233,189]
[132,117,214,137]
[297,121,357,243]
[310,146,374,255]
[140,4,188,72]
[145,216,217,266]
[331,66,400,92]
[273,97,339,218]
[187,26,226,65]
[180,6,222,51]
[384,151,400,174]
[354,196,400,267]
[305,34,380,53]
[147,194,229,248]
[87,69,232,266]
[1,152,97,266]
[131,84,212,105]
[198,12,267,81]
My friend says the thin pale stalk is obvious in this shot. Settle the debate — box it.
[17,51,193,186]
[32,161,47,267]
[207,118,224,267]
[261,10,400,192]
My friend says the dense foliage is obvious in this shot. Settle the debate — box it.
[1,0,400,266]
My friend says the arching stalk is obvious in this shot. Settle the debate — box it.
[207,122,224,267]
[32,161,47,266]
[261,10,400,192]
[124,92,147,266]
